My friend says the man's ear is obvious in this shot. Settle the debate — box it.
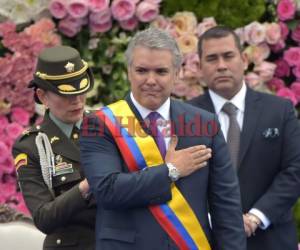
[36,89,47,106]
[241,51,249,71]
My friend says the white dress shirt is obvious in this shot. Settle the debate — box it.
[209,83,270,229]
[130,92,171,149]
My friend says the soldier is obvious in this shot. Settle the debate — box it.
[13,46,96,250]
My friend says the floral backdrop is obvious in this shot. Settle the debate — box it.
[0,0,300,236]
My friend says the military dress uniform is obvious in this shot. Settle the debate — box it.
[12,46,96,250]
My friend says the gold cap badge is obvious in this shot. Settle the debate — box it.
[64,62,75,73]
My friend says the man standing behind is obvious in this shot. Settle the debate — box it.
[188,26,300,250]
[80,28,246,250]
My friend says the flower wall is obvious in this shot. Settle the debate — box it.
[0,0,299,221]
[0,18,61,215]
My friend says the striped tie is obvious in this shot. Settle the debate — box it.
[222,102,240,169]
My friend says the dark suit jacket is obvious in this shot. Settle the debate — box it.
[188,88,300,250]
[80,96,246,250]
[13,112,96,250]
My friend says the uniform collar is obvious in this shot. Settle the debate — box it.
[49,112,81,138]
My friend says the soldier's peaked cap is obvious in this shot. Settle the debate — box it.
[29,45,94,101]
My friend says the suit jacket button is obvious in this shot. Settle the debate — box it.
[56,239,61,245]
[61,176,66,182]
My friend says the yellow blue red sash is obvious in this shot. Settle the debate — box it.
[96,100,211,250]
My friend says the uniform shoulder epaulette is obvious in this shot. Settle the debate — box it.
[18,125,42,141]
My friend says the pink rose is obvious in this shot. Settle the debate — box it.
[0,57,13,78]
[277,87,298,105]
[182,53,201,79]
[5,122,24,140]
[58,16,82,37]
[11,107,30,126]
[151,15,171,30]
[277,0,296,21]
[136,2,159,22]
[89,8,111,24]
[264,22,281,45]
[244,43,270,64]
[144,0,162,3]
[291,82,300,101]
[0,182,16,200]
[0,22,16,37]
[274,58,290,78]
[0,141,8,163]
[90,19,112,33]
[2,156,14,174]
[67,0,89,18]
[270,39,286,53]
[254,61,277,82]
[244,21,266,46]
[291,24,300,43]
[49,0,68,19]
[267,77,285,92]
[196,17,217,37]
[292,64,300,78]
[119,16,138,31]
[234,27,246,46]
[279,22,289,40]
[0,116,9,130]
[172,79,188,97]
[111,0,136,21]
[283,47,300,67]
[88,0,110,13]
[245,72,262,88]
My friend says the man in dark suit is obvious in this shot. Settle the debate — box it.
[80,27,246,250]
[188,26,300,250]
[13,46,96,250]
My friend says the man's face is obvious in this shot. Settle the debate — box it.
[37,89,86,124]
[199,35,247,99]
[128,46,178,110]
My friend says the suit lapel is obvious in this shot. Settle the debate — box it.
[170,99,188,149]
[41,112,80,162]
[238,88,262,167]
[194,91,215,113]
[198,89,262,169]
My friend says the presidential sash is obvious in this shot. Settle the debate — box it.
[96,100,211,250]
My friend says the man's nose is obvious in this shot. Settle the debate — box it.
[145,71,157,84]
[217,58,227,71]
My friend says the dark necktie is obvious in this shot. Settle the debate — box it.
[222,102,240,169]
[147,112,166,158]
[71,125,80,146]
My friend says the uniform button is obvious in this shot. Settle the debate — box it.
[73,133,79,139]
[56,239,61,245]
[36,125,41,130]
[61,176,66,182]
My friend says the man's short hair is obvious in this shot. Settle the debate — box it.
[125,27,182,69]
[198,26,243,57]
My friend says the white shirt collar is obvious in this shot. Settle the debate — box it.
[130,92,170,120]
[208,82,247,115]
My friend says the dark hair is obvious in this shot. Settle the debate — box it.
[198,26,243,57]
